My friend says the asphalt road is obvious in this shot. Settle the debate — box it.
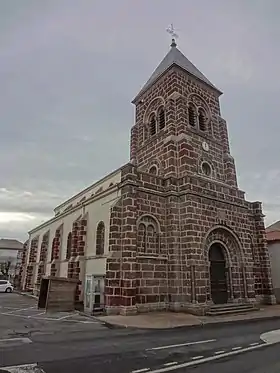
[1,293,280,372]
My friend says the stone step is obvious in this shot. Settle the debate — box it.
[206,303,257,316]
[209,304,255,311]
[92,307,106,316]
[210,302,253,309]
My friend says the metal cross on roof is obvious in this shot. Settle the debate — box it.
[166,24,179,40]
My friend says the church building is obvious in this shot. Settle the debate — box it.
[19,38,276,316]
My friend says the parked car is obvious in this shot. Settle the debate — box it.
[0,280,13,293]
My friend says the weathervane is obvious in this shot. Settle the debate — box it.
[166,24,179,47]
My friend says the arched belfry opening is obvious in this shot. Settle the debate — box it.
[209,243,228,304]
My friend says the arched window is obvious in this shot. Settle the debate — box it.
[188,105,196,127]
[198,108,206,131]
[136,215,160,255]
[66,232,72,260]
[149,165,158,175]
[149,114,156,136]
[96,221,105,256]
[51,238,56,261]
[158,107,165,130]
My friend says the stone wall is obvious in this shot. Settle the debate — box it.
[36,231,50,287]
[25,237,39,291]
[251,201,275,302]
[67,215,88,302]
[105,161,275,315]
[50,225,63,277]
[18,240,28,290]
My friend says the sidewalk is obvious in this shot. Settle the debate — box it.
[97,305,280,330]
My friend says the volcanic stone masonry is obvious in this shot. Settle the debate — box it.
[104,40,276,315]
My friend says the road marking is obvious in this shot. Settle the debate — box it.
[0,311,100,324]
[1,363,46,372]
[261,329,280,344]
[62,319,102,324]
[232,346,242,350]
[57,314,73,320]
[32,316,65,321]
[214,350,225,354]
[131,369,150,373]
[0,312,31,318]
[3,306,36,315]
[249,342,259,346]
[147,339,216,351]
[163,362,177,366]
[191,356,204,360]
[0,337,32,344]
[146,342,273,372]
[0,306,21,310]
[34,312,46,316]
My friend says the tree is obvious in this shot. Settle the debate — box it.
[0,261,11,279]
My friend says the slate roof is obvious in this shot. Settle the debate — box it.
[133,40,221,103]
[266,220,280,242]
[0,239,24,250]
[266,220,280,233]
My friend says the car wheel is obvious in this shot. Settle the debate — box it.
[5,287,12,293]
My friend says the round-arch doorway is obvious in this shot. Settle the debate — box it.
[209,243,228,304]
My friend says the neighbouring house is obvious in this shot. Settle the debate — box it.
[0,238,24,283]
[19,38,275,316]
[266,221,280,303]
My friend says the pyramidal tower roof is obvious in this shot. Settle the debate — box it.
[133,39,221,103]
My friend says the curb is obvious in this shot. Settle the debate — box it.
[168,314,280,331]
[93,314,280,331]
[77,311,124,329]
[14,290,38,300]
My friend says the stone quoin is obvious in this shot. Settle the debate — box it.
[19,38,276,316]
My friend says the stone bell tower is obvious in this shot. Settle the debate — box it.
[130,38,237,189]
[105,36,275,316]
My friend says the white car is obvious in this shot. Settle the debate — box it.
[0,280,13,293]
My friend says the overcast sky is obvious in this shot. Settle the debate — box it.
[0,0,280,242]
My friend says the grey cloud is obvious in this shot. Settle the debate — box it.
[0,188,61,215]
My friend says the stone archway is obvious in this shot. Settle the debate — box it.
[209,243,228,304]
[204,226,247,303]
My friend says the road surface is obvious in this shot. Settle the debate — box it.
[1,293,280,372]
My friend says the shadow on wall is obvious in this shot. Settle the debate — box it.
[273,288,280,303]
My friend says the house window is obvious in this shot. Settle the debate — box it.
[198,108,206,131]
[66,232,72,260]
[158,107,165,130]
[96,221,105,256]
